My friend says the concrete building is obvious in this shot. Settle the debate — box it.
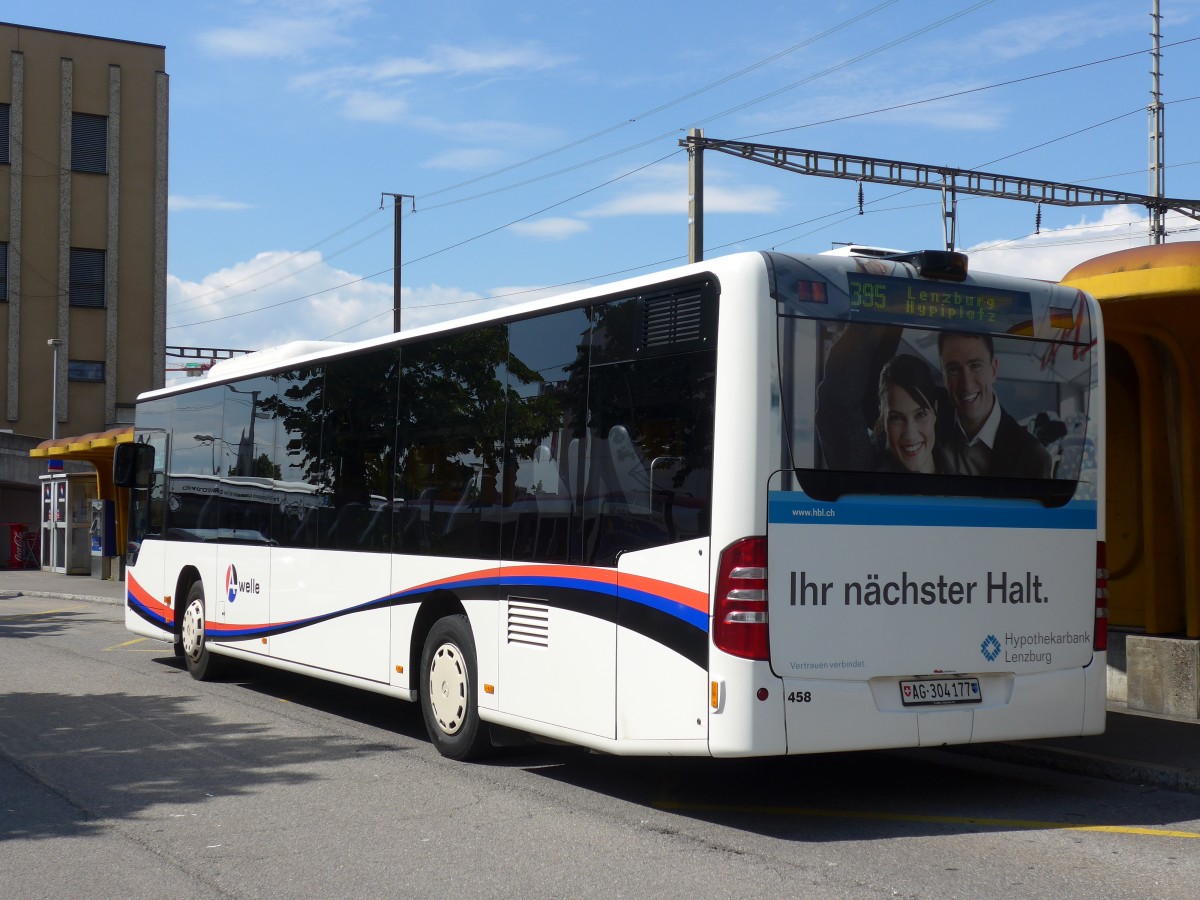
[0,23,166,525]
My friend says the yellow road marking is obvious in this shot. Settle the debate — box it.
[104,637,150,651]
[104,637,173,653]
[654,801,1200,839]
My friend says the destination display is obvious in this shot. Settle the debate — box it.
[845,272,1033,334]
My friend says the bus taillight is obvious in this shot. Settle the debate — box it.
[714,537,769,661]
[1095,541,1109,652]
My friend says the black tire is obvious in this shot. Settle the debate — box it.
[420,614,491,761]
[180,580,226,681]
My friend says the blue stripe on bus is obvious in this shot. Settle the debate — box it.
[767,493,1097,530]
[493,573,708,631]
[201,573,708,640]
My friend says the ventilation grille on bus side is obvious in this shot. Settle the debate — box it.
[641,289,704,349]
[507,598,550,648]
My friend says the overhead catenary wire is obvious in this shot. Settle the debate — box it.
[167,206,389,311]
[203,29,1200,316]
[166,2,909,317]
[173,97,1196,338]
[741,35,1200,141]
[328,205,1188,343]
[416,0,904,204]
[167,215,398,316]
[170,13,1200,340]
[419,2,1005,214]
[168,151,683,331]
[177,41,1185,328]
[172,91,1194,338]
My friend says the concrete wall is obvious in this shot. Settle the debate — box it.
[0,431,91,517]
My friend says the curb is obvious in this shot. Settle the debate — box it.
[6,589,123,606]
[952,741,1200,795]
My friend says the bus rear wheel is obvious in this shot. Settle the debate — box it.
[181,581,225,681]
[420,614,491,761]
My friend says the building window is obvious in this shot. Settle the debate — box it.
[68,360,105,383]
[0,103,10,166]
[69,248,106,307]
[71,112,107,174]
[0,242,7,302]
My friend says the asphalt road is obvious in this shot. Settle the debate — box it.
[2,594,1199,899]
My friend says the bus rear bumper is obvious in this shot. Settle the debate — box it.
[779,663,1104,754]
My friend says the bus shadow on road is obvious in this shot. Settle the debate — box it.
[0,606,92,640]
[148,652,435,746]
[518,746,1199,842]
[0,684,412,843]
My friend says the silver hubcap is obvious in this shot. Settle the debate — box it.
[182,599,205,662]
[428,642,468,736]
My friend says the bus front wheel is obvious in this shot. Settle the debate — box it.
[181,581,225,681]
[420,614,491,761]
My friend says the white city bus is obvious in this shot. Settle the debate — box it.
[117,248,1106,759]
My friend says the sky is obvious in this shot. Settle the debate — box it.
[9,0,1200,362]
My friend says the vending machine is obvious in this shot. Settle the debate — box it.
[90,498,116,578]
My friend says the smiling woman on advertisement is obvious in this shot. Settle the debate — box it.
[815,323,954,476]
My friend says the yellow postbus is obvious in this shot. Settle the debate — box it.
[1063,242,1200,643]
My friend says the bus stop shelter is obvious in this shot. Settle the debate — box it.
[28,426,133,578]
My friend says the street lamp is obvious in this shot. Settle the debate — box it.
[47,339,63,440]
[194,434,217,475]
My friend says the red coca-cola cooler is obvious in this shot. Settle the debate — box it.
[2,523,35,569]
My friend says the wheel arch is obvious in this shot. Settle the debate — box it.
[409,590,468,690]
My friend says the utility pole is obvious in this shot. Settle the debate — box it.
[687,128,704,263]
[381,193,414,332]
[1149,0,1166,244]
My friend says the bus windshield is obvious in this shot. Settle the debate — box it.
[767,252,1098,505]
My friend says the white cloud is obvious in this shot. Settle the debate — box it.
[289,41,567,125]
[963,206,1188,281]
[583,184,783,218]
[339,90,409,123]
[400,283,566,330]
[198,17,351,59]
[955,9,1135,63]
[168,251,394,350]
[298,43,568,85]
[197,0,371,59]
[509,218,589,240]
[580,162,783,218]
[169,195,255,212]
[167,252,560,352]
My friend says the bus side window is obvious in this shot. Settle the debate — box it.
[583,352,715,566]
[504,309,591,564]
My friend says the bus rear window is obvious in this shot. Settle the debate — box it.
[776,276,1097,505]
